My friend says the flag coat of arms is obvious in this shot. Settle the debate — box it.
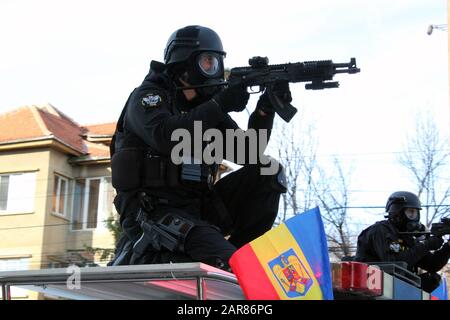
[229,207,333,300]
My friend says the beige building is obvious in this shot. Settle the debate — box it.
[0,104,117,299]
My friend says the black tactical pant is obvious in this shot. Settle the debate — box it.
[110,164,284,270]
[420,272,441,293]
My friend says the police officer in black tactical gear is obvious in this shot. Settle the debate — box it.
[354,191,450,293]
[108,25,289,271]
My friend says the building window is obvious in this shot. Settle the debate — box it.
[52,175,69,217]
[71,177,114,230]
[0,172,36,214]
[0,258,30,299]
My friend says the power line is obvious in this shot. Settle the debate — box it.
[1,148,449,182]
[327,204,450,211]
[0,218,118,231]
[2,202,450,232]
[272,148,450,159]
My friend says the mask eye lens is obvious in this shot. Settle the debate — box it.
[197,53,220,77]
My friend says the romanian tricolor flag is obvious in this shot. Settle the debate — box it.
[229,207,333,300]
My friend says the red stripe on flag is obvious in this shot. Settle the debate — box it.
[229,243,280,300]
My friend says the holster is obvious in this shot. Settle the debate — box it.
[132,208,195,257]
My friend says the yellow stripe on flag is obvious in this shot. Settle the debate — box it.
[250,224,324,300]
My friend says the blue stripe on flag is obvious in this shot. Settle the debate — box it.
[285,207,334,300]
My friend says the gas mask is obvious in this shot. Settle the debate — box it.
[391,208,422,232]
[183,52,224,97]
[404,208,422,232]
[171,52,225,111]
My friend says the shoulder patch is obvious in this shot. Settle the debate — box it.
[389,242,401,253]
[141,92,163,108]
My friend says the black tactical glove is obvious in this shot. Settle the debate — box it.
[212,83,250,113]
[256,81,292,114]
[423,236,444,251]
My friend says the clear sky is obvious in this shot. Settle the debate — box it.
[0,0,448,229]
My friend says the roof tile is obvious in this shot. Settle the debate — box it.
[83,122,116,136]
[0,104,116,159]
[36,107,85,153]
[0,106,49,142]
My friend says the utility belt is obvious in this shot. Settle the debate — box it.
[111,148,215,192]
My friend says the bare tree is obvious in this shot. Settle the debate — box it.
[311,157,354,259]
[277,125,301,221]
[398,111,450,228]
[272,115,318,223]
[270,115,357,258]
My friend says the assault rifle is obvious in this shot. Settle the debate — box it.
[228,56,360,122]
[179,56,361,122]
[399,217,450,238]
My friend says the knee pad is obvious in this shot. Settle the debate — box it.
[265,161,287,193]
[274,163,287,193]
[256,157,287,193]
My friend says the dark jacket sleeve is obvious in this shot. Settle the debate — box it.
[416,242,450,273]
[369,225,430,266]
[248,109,275,134]
[125,86,226,156]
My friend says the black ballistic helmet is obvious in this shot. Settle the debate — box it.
[385,191,422,213]
[164,25,226,66]
[385,191,423,232]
